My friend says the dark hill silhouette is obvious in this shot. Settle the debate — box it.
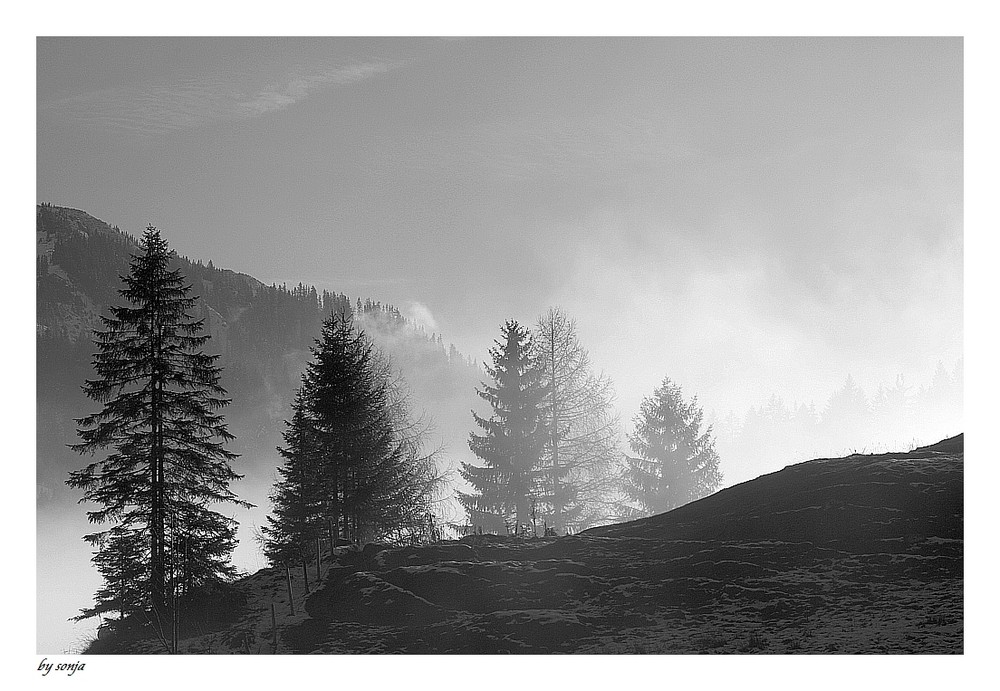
[102,437,962,654]
[585,433,963,546]
[915,433,964,454]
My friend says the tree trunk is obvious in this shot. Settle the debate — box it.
[331,470,340,545]
[150,373,166,615]
[150,308,167,616]
[285,564,295,616]
[271,602,278,653]
[549,321,562,534]
[171,543,178,654]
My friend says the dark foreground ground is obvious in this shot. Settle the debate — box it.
[120,435,963,654]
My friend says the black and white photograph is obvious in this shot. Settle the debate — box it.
[22,5,989,681]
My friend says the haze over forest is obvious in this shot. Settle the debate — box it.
[35,37,962,654]
[37,37,962,430]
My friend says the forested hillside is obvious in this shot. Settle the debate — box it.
[36,204,481,501]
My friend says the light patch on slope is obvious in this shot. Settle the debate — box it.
[405,301,439,333]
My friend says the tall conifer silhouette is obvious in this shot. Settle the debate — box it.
[459,320,546,531]
[264,309,441,553]
[68,226,248,634]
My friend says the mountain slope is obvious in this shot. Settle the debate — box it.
[36,204,481,498]
[104,436,962,654]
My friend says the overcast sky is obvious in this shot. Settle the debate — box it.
[36,37,962,423]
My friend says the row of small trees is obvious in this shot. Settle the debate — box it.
[67,228,723,646]
[457,312,723,534]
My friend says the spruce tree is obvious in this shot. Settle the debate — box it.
[306,310,390,542]
[68,225,249,630]
[821,374,871,452]
[72,525,146,624]
[262,396,324,566]
[621,377,722,517]
[459,320,547,531]
[264,310,440,552]
[532,308,621,533]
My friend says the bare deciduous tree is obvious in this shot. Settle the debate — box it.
[533,308,622,532]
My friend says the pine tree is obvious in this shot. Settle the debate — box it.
[67,225,249,631]
[307,310,390,543]
[264,310,441,552]
[532,308,621,533]
[821,374,871,452]
[262,395,324,565]
[873,374,912,439]
[459,320,547,531]
[72,525,146,624]
[621,377,722,517]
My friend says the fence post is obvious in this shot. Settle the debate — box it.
[271,601,278,654]
[285,564,295,616]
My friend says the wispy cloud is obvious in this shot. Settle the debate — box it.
[39,60,406,137]
[405,301,439,333]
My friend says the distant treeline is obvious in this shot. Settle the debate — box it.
[712,362,963,484]
[36,205,480,489]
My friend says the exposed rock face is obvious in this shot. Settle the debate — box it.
[288,436,963,653]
